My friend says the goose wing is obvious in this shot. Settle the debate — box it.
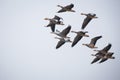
[53,15,62,21]
[102,43,112,53]
[94,52,103,56]
[47,23,55,32]
[91,57,101,64]
[72,35,83,47]
[60,25,71,37]
[99,58,108,63]
[81,17,92,29]
[90,36,102,45]
[64,4,74,10]
[56,39,65,49]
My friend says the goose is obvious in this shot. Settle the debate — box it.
[81,13,98,29]
[71,31,89,47]
[44,17,64,32]
[55,37,72,49]
[51,25,71,38]
[82,36,102,48]
[91,43,114,64]
[91,52,115,64]
[57,3,75,13]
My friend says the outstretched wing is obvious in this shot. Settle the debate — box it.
[47,23,56,32]
[102,43,112,53]
[56,40,65,49]
[60,25,71,37]
[99,58,108,63]
[90,36,102,45]
[50,24,55,32]
[81,17,92,29]
[71,35,83,47]
[53,15,62,21]
[91,57,101,64]
[64,4,74,10]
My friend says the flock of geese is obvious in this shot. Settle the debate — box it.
[44,3,115,64]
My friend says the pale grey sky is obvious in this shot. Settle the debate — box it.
[0,0,120,80]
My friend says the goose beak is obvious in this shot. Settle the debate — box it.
[82,43,86,45]
[81,13,84,15]
[71,31,77,33]
[93,16,98,18]
[91,54,95,56]
[81,13,86,15]
[44,18,48,20]
[71,10,75,12]
[85,34,89,37]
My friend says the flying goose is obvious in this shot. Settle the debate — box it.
[55,37,72,49]
[51,25,71,38]
[81,13,98,30]
[91,52,115,64]
[82,36,102,48]
[91,43,114,64]
[44,16,64,32]
[71,31,89,47]
[57,3,75,13]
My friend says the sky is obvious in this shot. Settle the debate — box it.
[0,0,120,80]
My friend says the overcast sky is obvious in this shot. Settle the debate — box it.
[0,0,120,80]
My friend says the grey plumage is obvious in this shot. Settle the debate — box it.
[55,38,72,49]
[57,3,75,13]
[82,36,102,48]
[91,43,115,64]
[71,31,89,47]
[81,13,97,30]
[51,25,71,39]
[44,16,64,32]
